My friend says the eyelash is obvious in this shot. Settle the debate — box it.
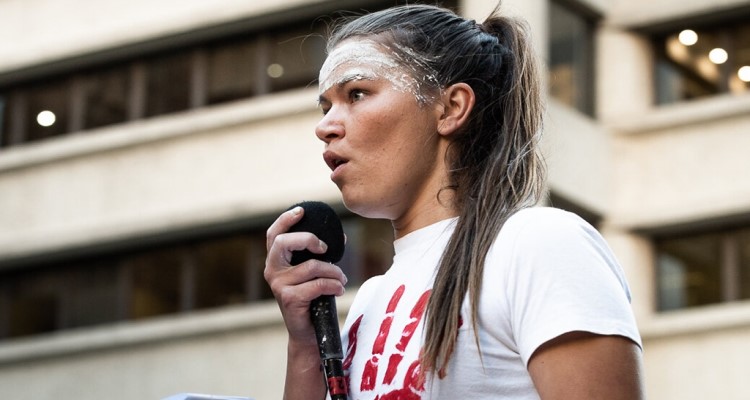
[349,88,366,102]
[319,88,367,115]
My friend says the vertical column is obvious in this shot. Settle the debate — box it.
[190,48,208,109]
[129,61,147,121]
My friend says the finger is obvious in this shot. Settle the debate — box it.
[291,260,348,286]
[278,276,347,305]
[266,206,304,251]
[266,259,347,294]
[267,231,329,268]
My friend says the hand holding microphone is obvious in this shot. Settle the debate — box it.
[285,201,348,400]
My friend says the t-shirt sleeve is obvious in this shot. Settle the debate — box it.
[502,209,642,366]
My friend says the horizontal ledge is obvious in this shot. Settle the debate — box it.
[639,300,750,340]
[606,94,750,135]
[0,87,319,173]
[0,291,355,366]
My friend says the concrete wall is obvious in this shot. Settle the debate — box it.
[2,0,750,399]
[0,88,339,261]
[0,297,359,400]
[0,0,321,73]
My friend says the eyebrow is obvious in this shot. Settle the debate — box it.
[318,72,376,105]
[337,72,375,86]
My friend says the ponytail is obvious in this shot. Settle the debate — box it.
[422,7,545,378]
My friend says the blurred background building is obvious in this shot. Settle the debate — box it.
[1,0,749,398]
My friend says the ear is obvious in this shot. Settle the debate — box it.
[436,82,475,137]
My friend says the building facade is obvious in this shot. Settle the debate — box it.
[1,0,749,398]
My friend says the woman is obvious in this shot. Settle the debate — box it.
[265,3,644,399]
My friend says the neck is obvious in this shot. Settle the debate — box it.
[391,190,457,239]
[391,137,458,239]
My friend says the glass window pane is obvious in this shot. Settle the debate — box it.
[193,237,250,309]
[82,65,130,130]
[729,24,750,94]
[64,259,121,328]
[0,94,7,147]
[548,1,594,115]
[739,228,750,300]
[267,25,327,93]
[25,79,71,142]
[129,248,183,319]
[145,52,191,117]
[656,233,722,310]
[6,268,60,338]
[207,37,260,105]
[655,18,750,103]
[339,216,394,286]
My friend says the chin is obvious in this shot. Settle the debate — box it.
[341,191,394,220]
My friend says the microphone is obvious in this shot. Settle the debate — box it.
[287,201,348,400]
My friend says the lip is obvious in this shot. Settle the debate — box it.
[323,150,349,180]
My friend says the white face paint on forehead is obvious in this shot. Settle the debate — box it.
[318,38,436,104]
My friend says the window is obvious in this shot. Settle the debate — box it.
[548,0,596,116]
[267,26,327,92]
[0,0,458,150]
[25,79,72,142]
[207,37,261,104]
[81,64,131,130]
[0,214,393,341]
[656,226,750,311]
[654,16,750,104]
[144,52,192,118]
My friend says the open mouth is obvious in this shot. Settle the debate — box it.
[323,152,348,172]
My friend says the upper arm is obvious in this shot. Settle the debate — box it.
[527,331,645,400]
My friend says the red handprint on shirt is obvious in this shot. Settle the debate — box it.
[343,284,432,399]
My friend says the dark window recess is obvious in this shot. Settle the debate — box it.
[0,94,8,147]
[25,79,71,142]
[654,18,750,104]
[207,37,261,104]
[548,0,596,116]
[0,214,394,341]
[193,237,253,309]
[145,52,192,117]
[267,26,327,93]
[656,225,750,311]
[128,248,185,319]
[0,0,459,150]
[82,65,131,130]
[657,233,723,310]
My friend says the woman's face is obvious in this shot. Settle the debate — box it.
[316,38,450,226]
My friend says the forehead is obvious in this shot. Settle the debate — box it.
[321,39,398,76]
[318,39,401,92]
[318,38,437,105]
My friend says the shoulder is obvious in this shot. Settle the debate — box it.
[503,206,593,238]
[495,207,601,256]
[490,206,631,299]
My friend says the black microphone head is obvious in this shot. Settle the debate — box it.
[287,201,345,265]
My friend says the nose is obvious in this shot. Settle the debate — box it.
[315,108,345,144]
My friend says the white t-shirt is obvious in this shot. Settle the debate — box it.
[337,207,642,399]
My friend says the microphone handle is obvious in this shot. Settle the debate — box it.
[310,295,348,399]
[324,358,348,400]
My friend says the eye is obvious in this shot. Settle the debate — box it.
[317,100,331,116]
[349,89,366,103]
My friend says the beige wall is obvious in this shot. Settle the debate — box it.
[0,89,340,260]
[0,0,321,73]
[2,0,750,399]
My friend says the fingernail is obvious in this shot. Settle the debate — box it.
[319,240,328,252]
[291,206,302,216]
